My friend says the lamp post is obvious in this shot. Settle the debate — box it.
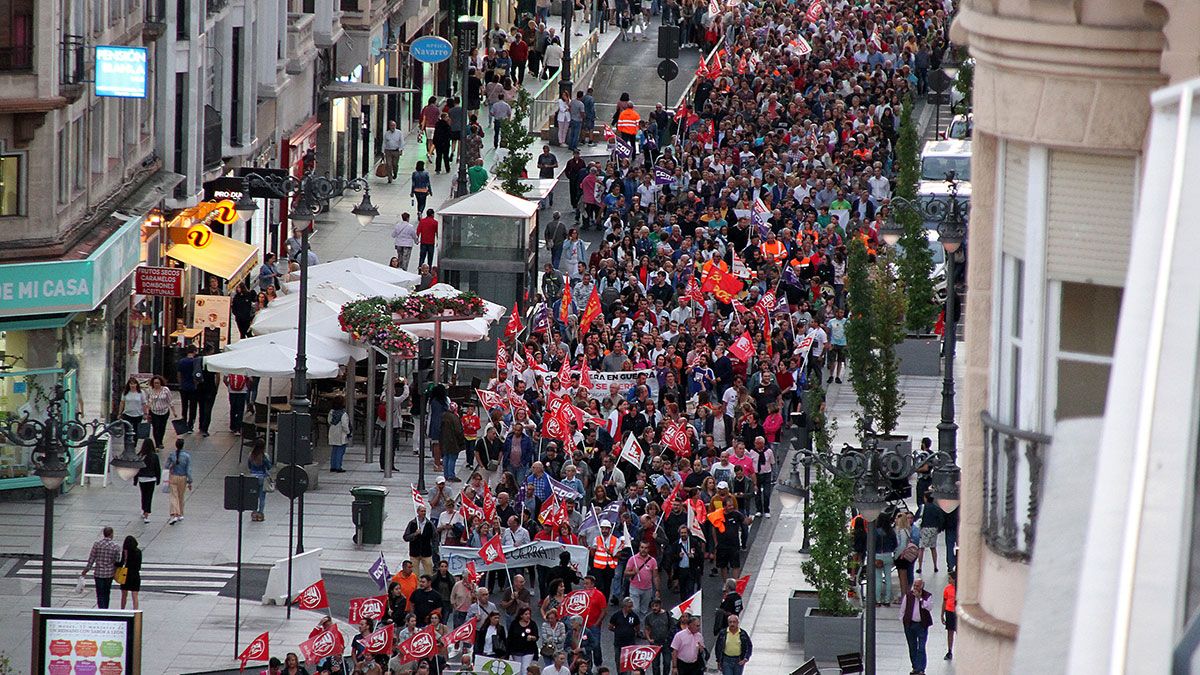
[798,437,958,675]
[235,172,378,555]
[882,173,969,460]
[0,386,139,607]
[455,6,472,198]
[560,7,574,98]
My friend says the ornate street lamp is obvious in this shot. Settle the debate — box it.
[0,386,137,606]
[799,437,958,675]
[885,172,969,460]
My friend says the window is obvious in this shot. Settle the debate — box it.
[57,127,69,204]
[0,152,22,215]
[90,101,105,175]
[1052,281,1122,420]
[72,118,85,191]
[0,0,34,71]
[995,254,1024,426]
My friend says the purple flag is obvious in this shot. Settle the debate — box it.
[548,475,582,502]
[614,137,633,159]
[368,552,390,591]
[580,502,620,533]
[653,166,674,185]
[752,197,772,238]
[531,303,550,334]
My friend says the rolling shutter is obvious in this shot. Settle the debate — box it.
[1045,151,1137,285]
[1001,142,1028,256]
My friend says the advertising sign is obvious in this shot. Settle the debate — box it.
[133,266,184,297]
[193,294,231,348]
[95,46,148,98]
[33,608,142,675]
[410,36,453,63]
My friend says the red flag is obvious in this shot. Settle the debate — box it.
[542,395,573,444]
[729,331,754,362]
[671,589,702,619]
[295,580,329,611]
[661,420,693,456]
[731,298,750,315]
[479,534,506,564]
[459,497,484,521]
[348,595,389,624]
[684,276,705,304]
[790,35,812,55]
[505,304,524,339]
[603,125,616,142]
[482,482,497,522]
[560,282,573,325]
[362,623,395,656]
[558,357,572,386]
[476,388,509,411]
[662,482,684,514]
[620,645,662,672]
[869,24,883,50]
[397,625,439,664]
[673,104,689,122]
[579,286,602,334]
[443,616,478,646]
[495,342,509,372]
[763,313,773,356]
[237,631,270,671]
[539,493,569,527]
[756,289,777,316]
[735,574,751,595]
[577,357,594,388]
[695,53,708,78]
[465,561,480,588]
[298,627,344,664]
[561,589,596,619]
[804,0,823,22]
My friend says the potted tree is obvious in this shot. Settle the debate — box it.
[800,467,862,660]
[869,253,911,455]
[789,385,835,643]
[495,88,535,198]
[892,99,942,376]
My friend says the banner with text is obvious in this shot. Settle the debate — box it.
[534,368,659,401]
[441,541,591,575]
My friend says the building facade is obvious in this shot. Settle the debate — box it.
[951,0,1200,671]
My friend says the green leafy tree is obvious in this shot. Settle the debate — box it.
[954,59,974,115]
[871,251,908,435]
[802,472,856,616]
[894,99,938,333]
[845,235,877,438]
[495,88,535,197]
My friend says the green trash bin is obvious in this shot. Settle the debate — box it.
[350,485,389,545]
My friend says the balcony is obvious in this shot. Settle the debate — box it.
[286,12,316,75]
[143,0,168,41]
[203,104,223,170]
[980,411,1052,561]
[312,0,345,49]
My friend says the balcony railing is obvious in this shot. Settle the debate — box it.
[980,411,1051,561]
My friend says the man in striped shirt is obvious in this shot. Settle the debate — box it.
[80,526,122,609]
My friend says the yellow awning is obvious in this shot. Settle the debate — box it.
[167,233,259,283]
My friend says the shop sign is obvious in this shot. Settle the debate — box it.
[133,266,184,297]
[0,216,142,317]
[411,36,453,64]
[94,46,148,99]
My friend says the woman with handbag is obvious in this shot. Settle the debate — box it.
[145,375,175,448]
[474,611,508,660]
[412,160,434,211]
[118,535,142,610]
[117,377,149,446]
[248,439,274,521]
[539,607,568,665]
[894,510,919,596]
[508,607,540,672]
[163,437,193,525]
[135,439,161,524]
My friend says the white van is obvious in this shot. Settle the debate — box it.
[919,139,972,202]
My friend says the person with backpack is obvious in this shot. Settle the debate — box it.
[164,438,194,525]
[223,372,251,433]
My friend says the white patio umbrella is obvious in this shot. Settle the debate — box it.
[403,317,492,343]
[306,256,420,286]
[229,329,368,363]
[269,283,363,307]
[416,283,506,322]
[283,272,410,299]
[203,343,340,378]
[250,296,344,334]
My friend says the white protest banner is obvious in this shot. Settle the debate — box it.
[475,656,523,675]
[441,540,591,575]
[535,368,659,401]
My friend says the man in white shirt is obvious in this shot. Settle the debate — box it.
[670,296,694,325]
[867,164,891,204]
[543,650,571,675]
[391,212,419,270]
[381,120,404,183]
[807,320,829,383]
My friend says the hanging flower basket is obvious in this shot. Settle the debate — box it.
[338,292,486,357]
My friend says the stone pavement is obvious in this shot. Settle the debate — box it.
[741,367,962,675]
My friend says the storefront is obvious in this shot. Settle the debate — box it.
[0,215,144,494]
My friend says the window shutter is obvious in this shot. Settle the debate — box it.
[1001,142,1028,257]
[1045,151,1137,285]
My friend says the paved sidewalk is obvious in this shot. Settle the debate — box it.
[741,369,962,674]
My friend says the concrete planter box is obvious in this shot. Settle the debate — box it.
[788,590,820,643]
[874,434,912,455]
[803,607,863,660]
[897,335,941,376]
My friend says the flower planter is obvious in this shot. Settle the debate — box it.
[788,590,820,643]
[896,334,941,376]
[803,607,863,661]
[874,433,912,455]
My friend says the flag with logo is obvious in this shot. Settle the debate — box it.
[671,589,703,619]
[757,289,777,316]
[619,433,645,469]
[459,496,484,521]
[542,395,573,444]
[349,595,389,624]
[444,616,478,645]
[367,553,391,592]
[362,623,395,656]
[707,0,720,16]
[620,645,662,672]
[411,484,429,512]
[614,136,633,159]
[579,286,602,334]
[790,35,812,56]
[298,627,344,664]
[294,579,329,611]
[577,358,594,388]
[495,342,509,371]
[504,304,524,339]
[684,276,705,304]
[581,502,620,534]
[752,196,772,238]
[686,500,706,539]
[695,53,708,78]
[603,125,616,143]
[548,475,583,502]
[804,0,823,22]
[476,388,509,412]
[398,625,439,664]
[661,419,693,455]
[539,493,569,527]
[653,165,674,186]
[474,656,523,675]
[465,561,481,587]
[559,281,573,326]
[237,631,269,671]
[479,533,506,565]
[482,482,497,522]
[729,331,754,362]
[530,303,550,334]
